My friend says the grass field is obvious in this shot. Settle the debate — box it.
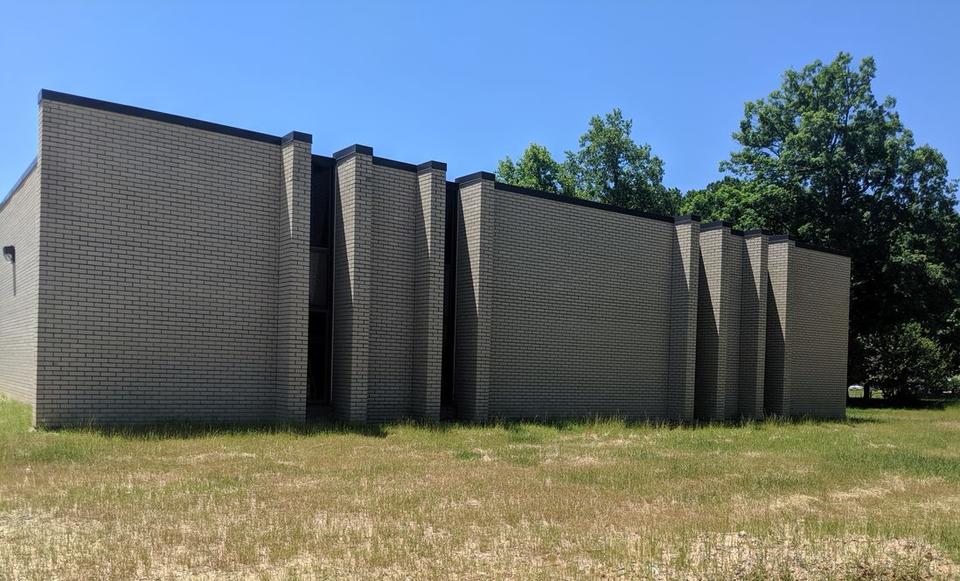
[0,397,958,579]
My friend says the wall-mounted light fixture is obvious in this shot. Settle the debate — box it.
[2,246,14,264]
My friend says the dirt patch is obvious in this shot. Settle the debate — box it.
[657,531,958,580]
[830,475,908,501]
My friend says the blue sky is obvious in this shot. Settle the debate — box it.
[1,1,957,199]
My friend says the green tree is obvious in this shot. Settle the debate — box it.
[680,177,796,233]
[565,109,680,214]
[861,322,950,401]
[699,52,960,393]
[496,143,571,195]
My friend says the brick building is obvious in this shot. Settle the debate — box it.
[0,91,851,426]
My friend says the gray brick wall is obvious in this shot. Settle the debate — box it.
[276,138,311,422]
[332,154,371,423]
[0,163,40,407]
[764,241,850,418]
[332,152,446,422]
[34,98,309,426]
[764,241,792,415]
[411,166,446,420]
[2,91,854,426]
[453,179,493,421]
[456,175,681,421]
[667,221,700,420]
[738,234,768,418]
[784,245,850,418]
[695,227,770,421]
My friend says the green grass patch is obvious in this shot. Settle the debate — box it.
[0,396,958,578]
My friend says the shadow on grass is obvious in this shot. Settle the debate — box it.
[846,397,959,410]
[372,412,881,435]
[78,420,389,440]
[46,407,890,441]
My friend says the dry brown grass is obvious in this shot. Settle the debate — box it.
[0,398,958,579]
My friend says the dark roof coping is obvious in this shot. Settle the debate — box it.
[38,89,300,146]
[767,234,848,257]
[675,214,701,225]
[455,171,496,184]
[281,131,313,145]
[701,220,733,231]
[492,181,676,224]
[372,156,417,172]
[332,144,374,160]
[417,161,447,173]
[0,158,38,215]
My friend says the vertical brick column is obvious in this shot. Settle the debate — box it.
[667,218,700,421]
[332,146,373,422]
[738,231,768,418]
[694,224,743,421]
[453,173,495,422]
[276,132,312,422]
[411,162,447,420]
[764,239,793,416]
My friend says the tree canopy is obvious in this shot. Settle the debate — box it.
[681,52,960,391]
[497,53,958,395]
[496,143,570,195]
[496,109,680,215]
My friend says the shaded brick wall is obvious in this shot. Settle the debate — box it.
[367,164,418,421]
[34,98,307,426]
[453,180,493,421]
[695,228,740,420]
[785,245,850,418]
[411,166,446,420]
[764,241,850,418]
[0,164,41,407]
[276,139,312,422]
[764,241,792,415]
[332,154,371,422]
[738,234,768,417]
[332,151,446,422]
[666,220,700,420]
[695,226,769,421]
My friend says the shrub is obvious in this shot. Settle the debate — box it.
[861,322,951,401]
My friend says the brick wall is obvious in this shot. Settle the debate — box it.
[332,150,446,422]
[764,241,792,415]
[2,91,853,426]
[411,165,446,420]
[455,175,688,421]
[332,153,371,422]
[695,227,737,420]
[453,179,494,421]
[738,233,768,418]
[34,97,310,426]
[764,241,850,418]
[666,220,700,420]
[695,226,769,421]
[276,138,312,422]
[0,162,40,407]
[784,244,850,418]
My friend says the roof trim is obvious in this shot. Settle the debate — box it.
[453,172,677,225]
[332,144,374,161]
[38,89,311,146]
[0,158,38,215]
[372,156,418,173]
[769,234,849,257]
[493,181,678,224]
[417,161,447,174]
